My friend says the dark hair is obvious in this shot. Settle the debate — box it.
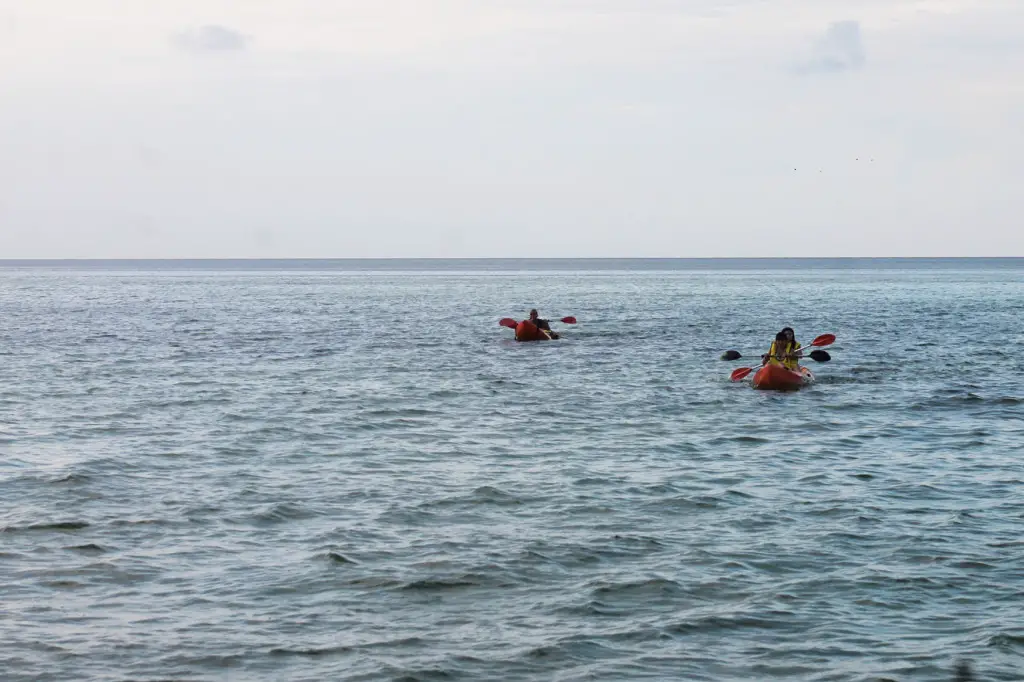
[530,309,538,317]
[775,331,788,341]
[781,327,794,336]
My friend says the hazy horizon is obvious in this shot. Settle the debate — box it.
[3,1,1022,258]
[3,256,1023,273]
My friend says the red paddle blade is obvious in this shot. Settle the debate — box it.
[499,318,518,329]
[560,316,577,324]
[730,367,754,381]
[809,333,836,347]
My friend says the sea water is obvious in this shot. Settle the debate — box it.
[1,259,1022,681]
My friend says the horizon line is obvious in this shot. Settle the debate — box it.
[2,256,1023,262]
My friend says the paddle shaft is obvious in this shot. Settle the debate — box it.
[500,316,576,329]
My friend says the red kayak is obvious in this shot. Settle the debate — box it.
[515,320,558,342]
[752,363,815,390]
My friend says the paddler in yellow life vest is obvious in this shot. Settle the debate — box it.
[761,327,803,371]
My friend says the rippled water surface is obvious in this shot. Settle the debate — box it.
[2,260,1023,681]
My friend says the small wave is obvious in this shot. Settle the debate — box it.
[557,598,627,617]
[400,574,492,591]
[525,637,619,662]
[149,397,233,408]
[342,576,404,589]
[988,633,1024,650]
[592,577,682,598]
[323,551,359,565]
[269,636,426,658]
[584,535,666,563]
[573,476,622,487]
[46,472,92,484]
[913,393,998,409]
[250,503,319,525]
[514,548,556,565]
[422,485,525,508]
[669,613,788,634]
[427,389,460,399]
[362,407,440,418]
[849,365,897,374]
[109,518,169,527]
[625,482,679,495]
[951,560,998,569]
[269,644,352,657]
[816,375,866,385]
[391,667,461,682]
[651,494,723,511]
[709,435,770,445]
[41,580,86,589]
[2,520,90,533]
[823,531,871,542]
[802,506,850,518]
[66,543,106,554]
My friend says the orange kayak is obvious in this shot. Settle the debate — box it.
[514,320,557,342]
[752,363,814,390]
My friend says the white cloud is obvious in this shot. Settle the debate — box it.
[795,20,866,74]
[172,24,249,53]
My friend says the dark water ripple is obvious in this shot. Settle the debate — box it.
[1,266,1023,681]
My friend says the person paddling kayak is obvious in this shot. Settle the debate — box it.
[528,309,552,332]
[762,328,803,370]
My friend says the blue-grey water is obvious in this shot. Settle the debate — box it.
[1,259,1022,681]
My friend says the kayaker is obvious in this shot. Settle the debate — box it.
[762,328,803,370]
[781,327,803,364]
[528,309,551,331]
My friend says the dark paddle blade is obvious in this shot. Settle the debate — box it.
[809,333,836,347]
[721,350,742,361]
[499,318,518,329]
[560,316,577,324]
[808,349,831,362]
[730,367,754,381]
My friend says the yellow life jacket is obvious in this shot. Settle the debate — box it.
[768,339,802,370]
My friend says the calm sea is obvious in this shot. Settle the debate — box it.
[1,258,1022,681]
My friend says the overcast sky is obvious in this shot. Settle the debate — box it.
[1,0,1022,258]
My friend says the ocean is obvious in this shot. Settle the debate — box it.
[1,258,1022,681]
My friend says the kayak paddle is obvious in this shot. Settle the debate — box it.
[728,334,836,381]
[499,316,577,328]
[722,333,835,360]
[730,366,757,381]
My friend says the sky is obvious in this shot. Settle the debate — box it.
[1,0,1022,258]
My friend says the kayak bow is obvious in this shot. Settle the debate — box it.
[751,363,815,390]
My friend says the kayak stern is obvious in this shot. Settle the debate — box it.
[515,320,554,342]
